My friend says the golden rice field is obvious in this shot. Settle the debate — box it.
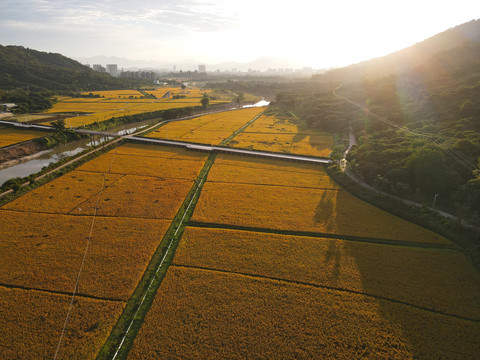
[192,182,450,244]
[231,114,333,157]
[147,107,265,145]
[174,227,480,320]
[207,154,338,188]
[112,142,207,160]
[77,144,207,179]
[0,286,124,360]
[241,114,303,134]
[128,266,480,360]
[0,143,209,358]
[84,90,144,98]
[191,170,451,245]
[144,87,213,99]
[0,210,170,300]
[0,128,50,148]
[43,87,227,127]
[2,170,123,214]
[69,175,194,219]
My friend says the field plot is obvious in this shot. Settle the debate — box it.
[144,87,213,99]
[128,266,480,359]
[0,210,171,300]
[2,170,123,214]
[43,88,228,127]
[0,128,50,148]
[208,154,338,188]
[147,107,265,145]
[230,113,333,157]
[69,175,193,219]
[77,144,207,179]
[111,142,207,160]
[191,181,451,245]
[85,90,144,98]
[0,286,124,360]
[174,227,480,319]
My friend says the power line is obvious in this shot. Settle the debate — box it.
[53,148,118,360]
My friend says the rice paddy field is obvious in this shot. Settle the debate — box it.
[146,107,265,145]
[128,267,480,360]
[0,127,50,148]
[0,143,207,358]
[2,107,480,359]
[191,155,450,245]
[230,113,333,157]
[43,88,229,127]
[0,287,124,360]
[130,152,480,359]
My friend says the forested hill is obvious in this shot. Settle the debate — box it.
[273,32,480,225]
[314,19,480,83]
[0,45,137,92]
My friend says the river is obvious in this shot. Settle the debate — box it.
[0,120,153,186]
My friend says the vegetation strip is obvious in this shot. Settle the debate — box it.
[97,153,217,360]
[187,222,460,251]
[0,283,124,303]
[172,264,479,323]
[220,110,264,145]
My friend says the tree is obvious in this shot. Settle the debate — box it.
[200,93,210,108]
[51,118,66,131]
[460,100,476,117]
[235,92,245,104]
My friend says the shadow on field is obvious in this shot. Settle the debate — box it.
[342,236,479,358]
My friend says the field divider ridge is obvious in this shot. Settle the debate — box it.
[97,153,218,360]
[0,283,125,303]
[187,222,461,251]
[220,110,264,146]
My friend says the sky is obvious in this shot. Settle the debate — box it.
[1,0,479,69]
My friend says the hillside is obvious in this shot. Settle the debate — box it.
[314,19,480,83]
[0,45,138,92]
[273,23,480,224]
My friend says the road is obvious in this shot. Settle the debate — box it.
[127,136,331,165]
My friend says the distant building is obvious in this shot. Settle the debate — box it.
[106,64,118,77]
[92,64,106,72]
[120,71,156,81]
[198,64,206,73]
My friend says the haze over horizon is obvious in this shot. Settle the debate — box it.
[1,0,479,70]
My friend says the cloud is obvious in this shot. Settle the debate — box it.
[1,0,239,33]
